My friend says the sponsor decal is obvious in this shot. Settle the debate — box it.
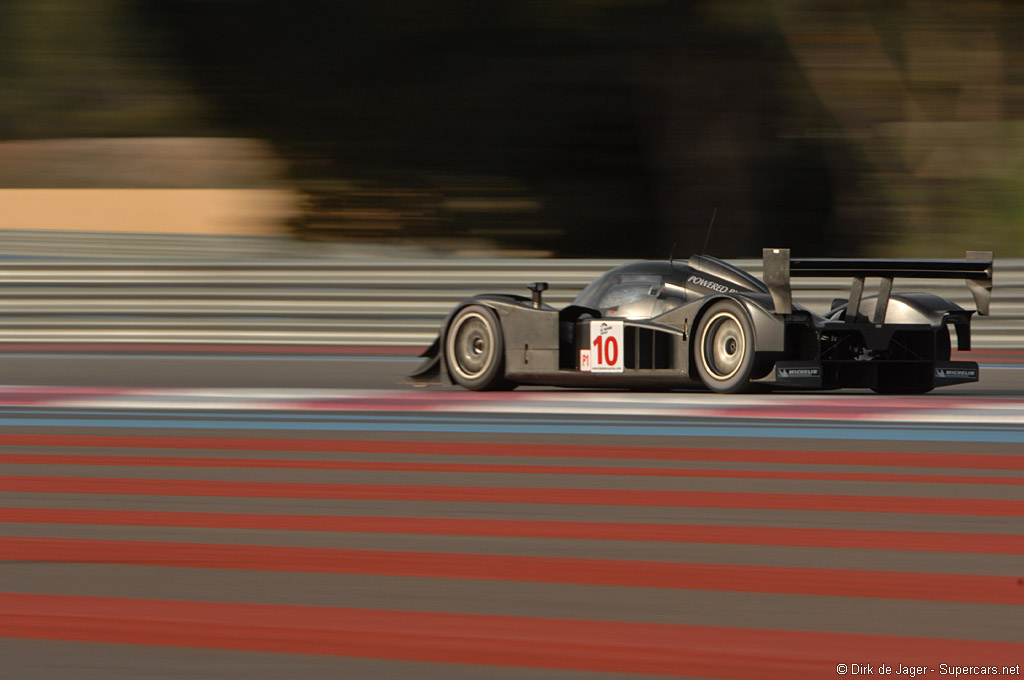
[579,349,592,372]
[935,368,977,379]
[778,367,820,378]
[686,275,738,294]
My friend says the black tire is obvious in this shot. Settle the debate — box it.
[693,300,756,394]
[444,305,515,391]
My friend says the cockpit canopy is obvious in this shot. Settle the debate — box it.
[573,266,672,319]
[572,257,767,320]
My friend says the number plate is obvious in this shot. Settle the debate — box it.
[589,320,624,372]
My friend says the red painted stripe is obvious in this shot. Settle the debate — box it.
[0,343,420,355]
[2,434,1022,470]
[3,474,1022,516]
[4,453,1020,486]
[4,476,1022,516]
[4,507,1022,554]
[5,593,1022,679]
[3,537,1021,604]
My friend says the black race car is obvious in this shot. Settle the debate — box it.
[412,249,993,394]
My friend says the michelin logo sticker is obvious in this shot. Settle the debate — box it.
[778,367,820,378]
[935,368,977,379]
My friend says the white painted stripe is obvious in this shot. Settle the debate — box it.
[0,387,1021,426]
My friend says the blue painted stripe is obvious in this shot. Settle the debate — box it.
[0,414,1021,443]
[0,406,1020,434]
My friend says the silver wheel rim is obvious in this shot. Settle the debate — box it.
[447,311,495,380]
[700,311,745,381]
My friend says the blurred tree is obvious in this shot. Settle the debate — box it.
[137,0,843,257]
[0,0,208,139]
[771,0,1024,256]
[8,0,1019,256]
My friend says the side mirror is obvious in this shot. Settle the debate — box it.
[527,281,549,308]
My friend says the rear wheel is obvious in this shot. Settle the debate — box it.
[445,305,515,390]
[694,300,755,394]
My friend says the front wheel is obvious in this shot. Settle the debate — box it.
[444,305,515,390]
[694,300,756,393]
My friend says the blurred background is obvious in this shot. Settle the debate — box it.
[2,0,1023,258]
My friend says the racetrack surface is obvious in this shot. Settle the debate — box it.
[2,345,1022,679]
[0,344,1021,394]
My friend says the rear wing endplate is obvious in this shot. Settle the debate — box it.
[762,248,993,320]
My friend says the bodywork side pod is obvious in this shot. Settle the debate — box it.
[409,337,442,382]
[762,248,994,319]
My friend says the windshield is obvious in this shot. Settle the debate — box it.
[574,272,662,318]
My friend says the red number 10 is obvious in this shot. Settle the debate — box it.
[592,335,619,366]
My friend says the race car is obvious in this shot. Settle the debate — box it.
[411,249,993,394]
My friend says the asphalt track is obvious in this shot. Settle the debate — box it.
[0,345,1020,394]
[2,345,1023,679]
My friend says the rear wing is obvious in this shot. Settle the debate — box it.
[762,248,993,321]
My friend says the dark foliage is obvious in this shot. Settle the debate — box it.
[139,0,842,257]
